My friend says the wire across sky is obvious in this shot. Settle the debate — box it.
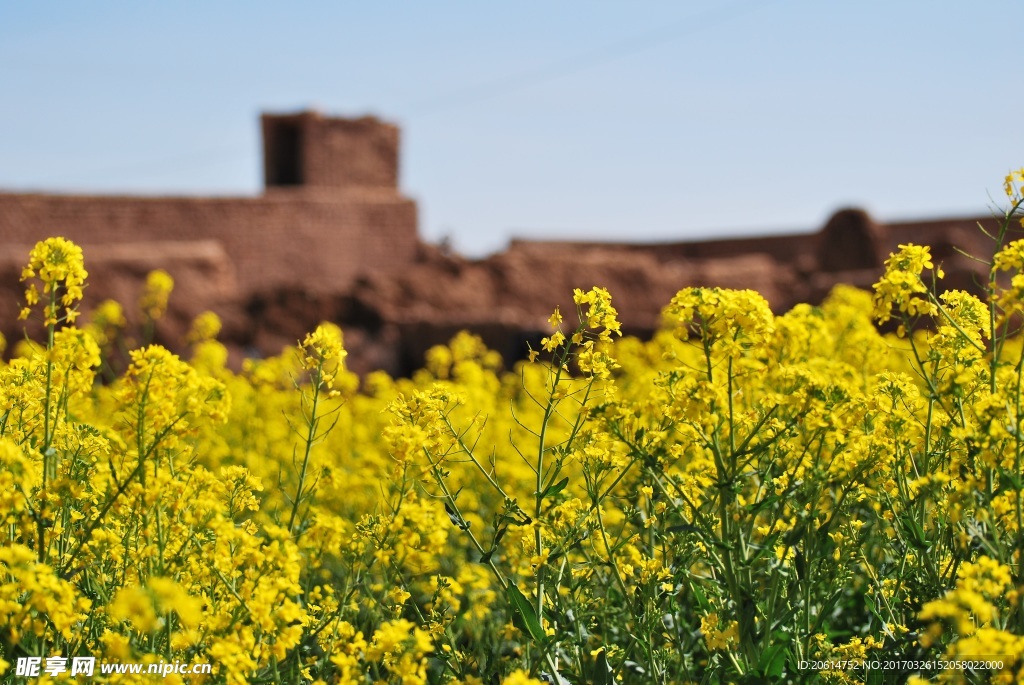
[1,1,1020,256]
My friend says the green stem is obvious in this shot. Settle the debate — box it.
[42,288,57,481]
[533,341,569,652]
[288,367,322,535]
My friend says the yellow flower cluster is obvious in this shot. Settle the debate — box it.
[665,286,774,358]
[993,239,1024,320]
[872,243,942,329]
[19,237,88,324]
[7,210,1024,684]
[188,310,223,344]
[916,557,1024,683]
[300,322,353,397]
[85,298,127,348]
[700,612,739,651]
[1004,167,1024,198]
[140,268,174,321]
[573,286,621,341]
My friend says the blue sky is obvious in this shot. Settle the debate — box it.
[1,1,1020,256]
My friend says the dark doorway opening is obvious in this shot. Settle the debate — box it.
[264,120,304,187]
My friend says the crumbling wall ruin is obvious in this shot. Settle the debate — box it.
[0,111,1013,375]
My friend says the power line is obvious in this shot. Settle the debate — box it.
[25,143,250,188]
[403,0,773,117]
[3,2,774,186]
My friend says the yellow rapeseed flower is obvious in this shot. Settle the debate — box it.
[140,269,174,320]
[19,237,88,324]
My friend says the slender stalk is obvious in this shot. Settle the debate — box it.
[533,342,568,649]
[42,287,57,483]
[288,367,322,535]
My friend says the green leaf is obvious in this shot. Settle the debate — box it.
[758,644,787,678]
[747,539,779,563]
[710,538,735,552]
[592,648,613,685]
[444,502,469,530]
[903,516,929,550]
[747,493,782,515]
[999,469,1022,491]
[541,476,570,499]
[864,601,888,627]
[689,580,711,612]
[506,583,545,643]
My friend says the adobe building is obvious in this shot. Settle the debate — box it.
[0,112,420,368]
[0,110,1015,374]
[0,112,416,295]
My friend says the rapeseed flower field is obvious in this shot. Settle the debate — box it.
[5,175,1024,683]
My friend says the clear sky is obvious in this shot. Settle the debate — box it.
[1,1,1020,256]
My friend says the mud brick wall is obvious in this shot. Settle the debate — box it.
[0,108,1019,374]
[0,112,416,295]
[0,189,417,295]
[262,112,399,190]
